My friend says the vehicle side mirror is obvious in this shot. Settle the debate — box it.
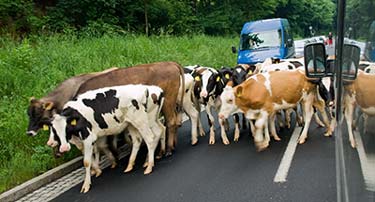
[231,46,237,54]
[342,44,360,81]
[304,42,327,78]
[287,38,293,47]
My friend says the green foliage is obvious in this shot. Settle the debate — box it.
[0,34,237,193]
[0,0,337,37]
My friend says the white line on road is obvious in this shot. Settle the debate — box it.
[273,126,302,183]
[354,131,375,191]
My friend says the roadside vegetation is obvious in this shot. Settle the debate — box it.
[0,34,237,193]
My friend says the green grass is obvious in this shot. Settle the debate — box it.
[0,34,238,193]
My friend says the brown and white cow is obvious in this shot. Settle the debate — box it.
[75,61,185,156]
[344,70,375,148]
[219,69,332,151]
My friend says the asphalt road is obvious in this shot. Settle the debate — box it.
[50,111,363,202]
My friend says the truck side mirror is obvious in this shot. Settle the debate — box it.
[287,38,293,47]
[304,43,327,78]
[342,44,360,81]
[231,46,237,54]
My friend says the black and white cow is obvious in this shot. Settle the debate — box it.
[190,66,233,145]
[49,84,165,193]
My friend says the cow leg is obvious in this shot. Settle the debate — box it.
[156,119,166,159]
[276,110,284,128]
[91,143,103,177]
[124,127,142,173]
[233,114,240,142]
[344,94,356,148]
[81,140,93,193]
[183,97,200,145]
[97,137,117,169]
[139,125,161,175]
[162,104,178,156]
[298,94,314,144]
[241,113,248,130]
[287,108,294,129]
[296,104,304,126]
[269,112,281,141]
[314,112,325,127]
[314,100,333,136]
[219,118,230,145]
[252,111,269,151]
[249,120,255,137]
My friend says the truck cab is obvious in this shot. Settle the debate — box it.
[236,18,295,65]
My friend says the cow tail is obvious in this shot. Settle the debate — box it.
[176,63,185,113]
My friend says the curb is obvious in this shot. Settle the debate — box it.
[0,144,130,202]
[1,112,191,202]
[0,156,83,202]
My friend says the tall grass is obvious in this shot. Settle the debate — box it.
[0,34,238,193]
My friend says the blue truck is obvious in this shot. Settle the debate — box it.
[234,18,295,65]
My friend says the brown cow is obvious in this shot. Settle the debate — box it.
[344,70,375,148]
[27,67,118,136]
[75,61,185,156]
[219,69,332,151]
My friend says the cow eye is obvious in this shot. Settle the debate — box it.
[227,99,233,104]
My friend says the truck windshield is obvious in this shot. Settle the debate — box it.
[240,30,281,50]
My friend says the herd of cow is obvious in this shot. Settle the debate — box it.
[25,58,375,193]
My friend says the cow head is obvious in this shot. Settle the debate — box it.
[218,86,241,120]
[231,65,255,87]
[49,106,92,153]
[27,97,56,136]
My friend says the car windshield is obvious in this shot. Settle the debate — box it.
[239,30,281,50]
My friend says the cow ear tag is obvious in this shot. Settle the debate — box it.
[216,76,221,82]
[194,76,201,81]
[225,74,230,79]
[43,124,49,131]
[248,70,253,75]
[70,119,77,126]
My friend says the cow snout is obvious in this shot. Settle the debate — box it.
[26,131,37,136]
[59,144,71,153]
[200,91,208,98]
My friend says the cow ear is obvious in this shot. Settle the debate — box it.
[29,97,37,104]
[235,86,243,97]
[43,102,54,111]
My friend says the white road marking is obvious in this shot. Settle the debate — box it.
[273,126,302,183]
[354,131,375,191]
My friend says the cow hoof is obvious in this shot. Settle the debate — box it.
[199,130,205,137]
[209,138,215,145]
[124,165,133,173]
[165,151,173,157]
[222,139,230,145]
[234,137,239,142]
[90,169,96,176]
[324,132,332,137]
[80,183,91,193]
[144,167,153,175]
[298,137,307,144]
[191,139,198,146]
[350,141,357,148]
[143,161,148,168]
[273,136,281,141]
[95,169,102,177]
[111,162,117,169]
[255,142,268,152]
